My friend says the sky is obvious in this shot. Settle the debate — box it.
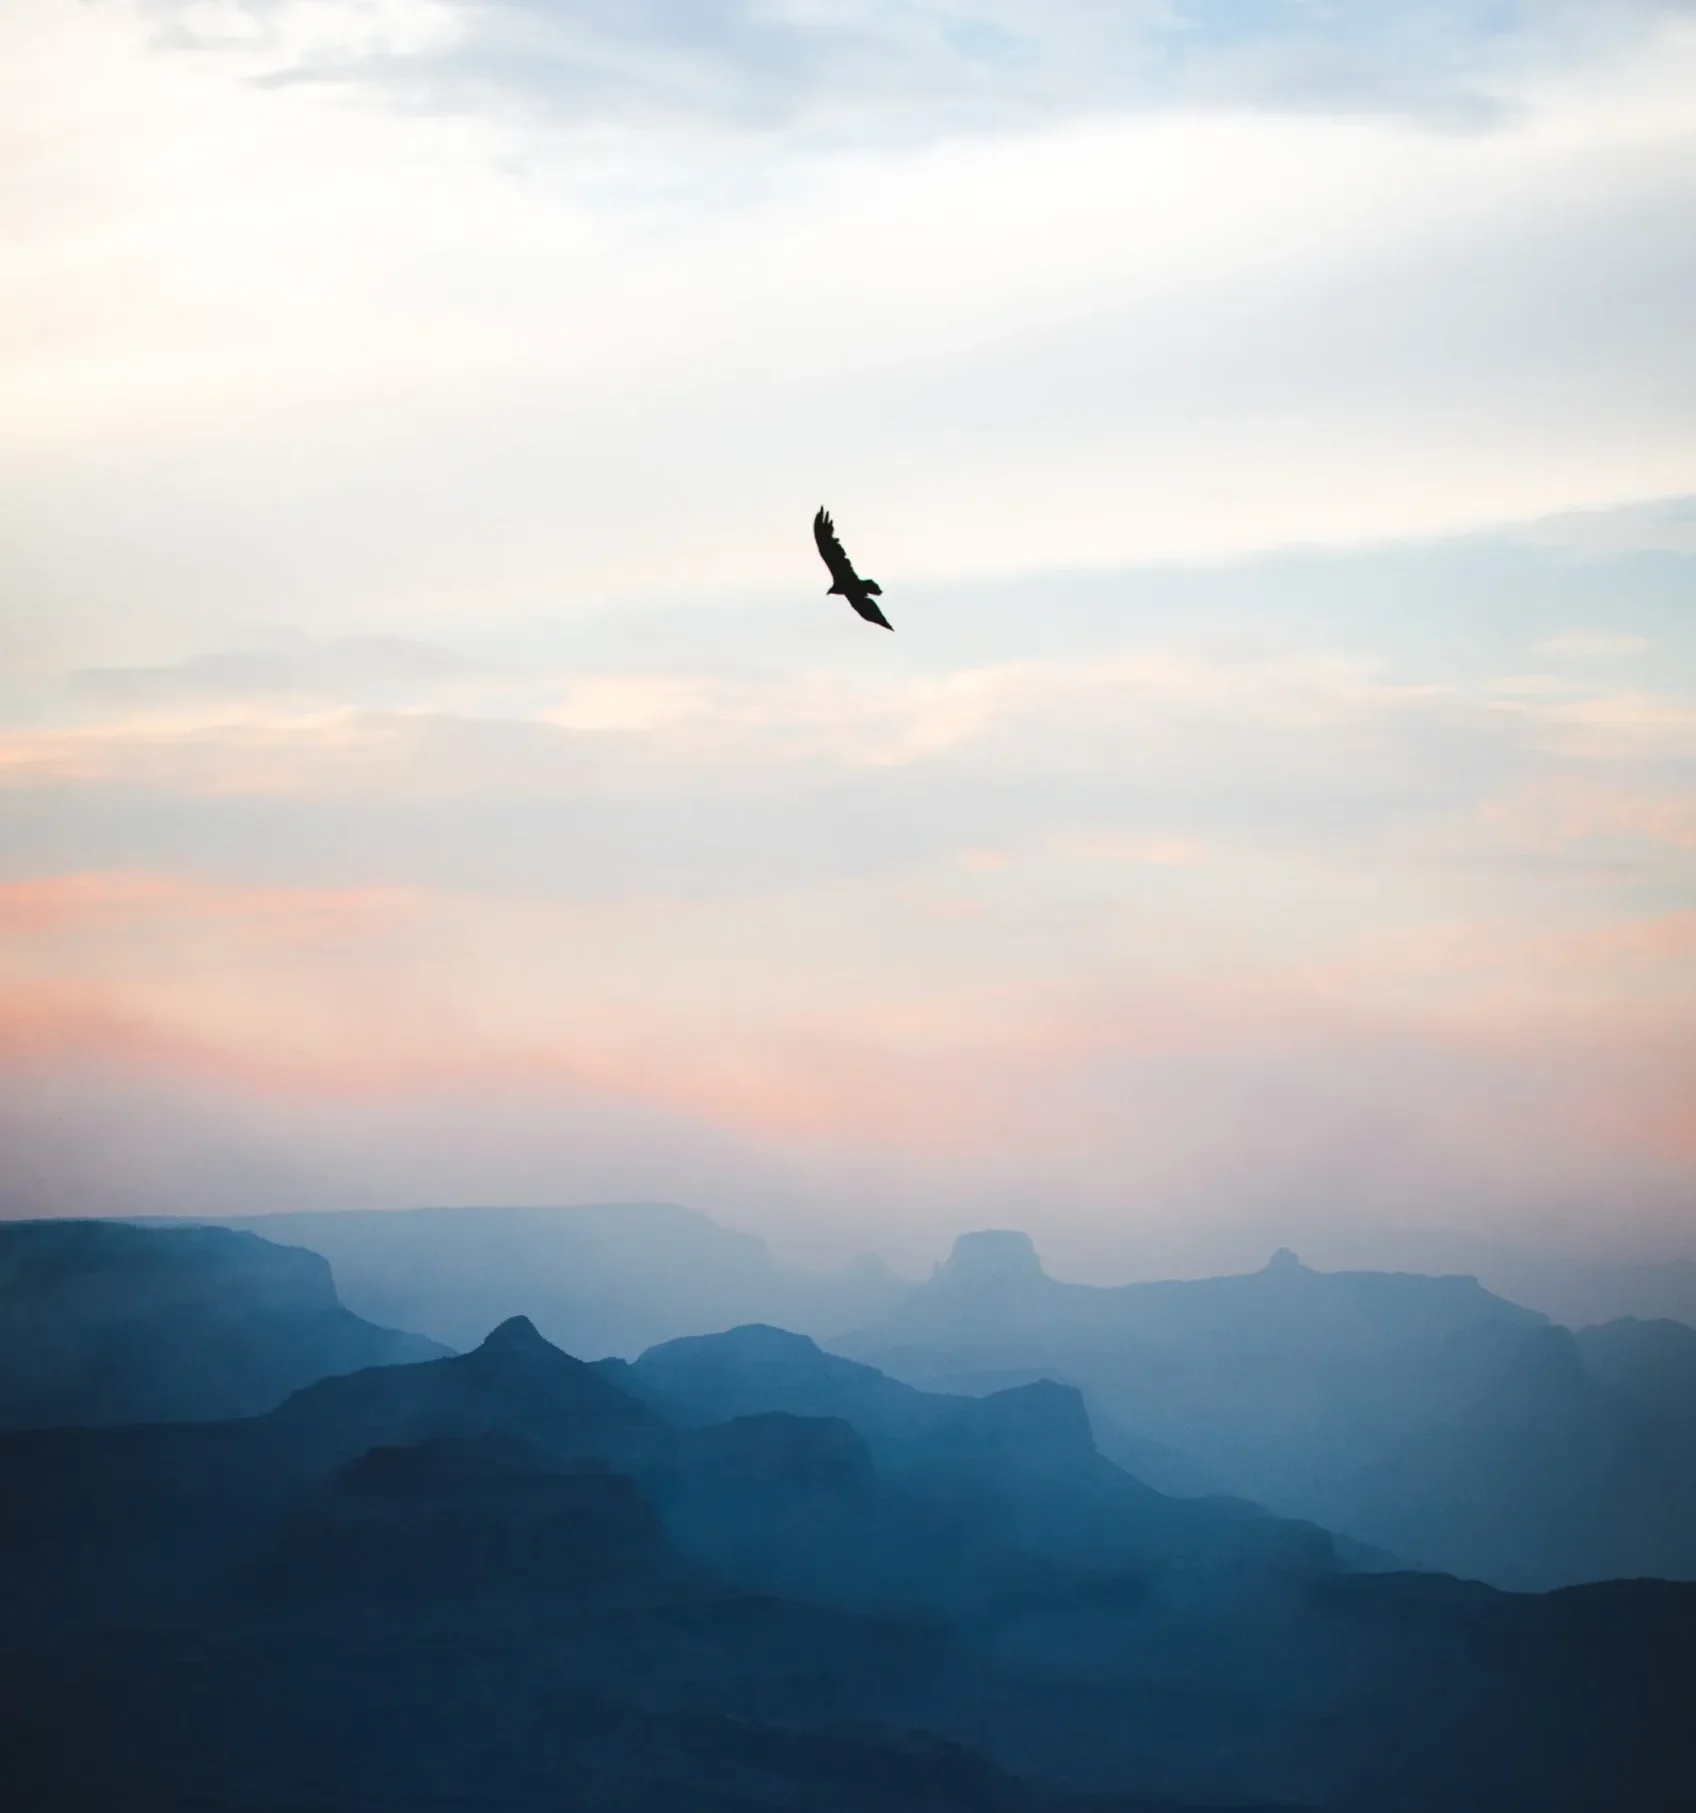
[1,0,1694,1281]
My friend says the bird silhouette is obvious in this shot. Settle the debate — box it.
[813,508,892,630]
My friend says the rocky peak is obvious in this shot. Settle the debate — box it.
[475,1314,553,1357]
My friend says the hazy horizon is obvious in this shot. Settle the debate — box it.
[3,2,1694,1287]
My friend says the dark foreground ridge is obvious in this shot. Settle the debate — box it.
[2,1307,1695,1811]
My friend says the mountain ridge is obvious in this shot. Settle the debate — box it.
[0,1219,446,1429]
[3,1305,1694,1809]
[835,1231,1696,1588]
[178,1203,909,1354]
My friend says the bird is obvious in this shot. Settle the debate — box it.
[813,508,892,630]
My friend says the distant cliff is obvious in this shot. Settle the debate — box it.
[204,1202,909,1356]
[836,1231,1696,1590]
[0,1219,446,1428]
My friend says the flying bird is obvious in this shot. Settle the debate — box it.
[813,508,892,630]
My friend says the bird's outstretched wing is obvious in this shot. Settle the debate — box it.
[814,506,893,629]
[813,508,857,587]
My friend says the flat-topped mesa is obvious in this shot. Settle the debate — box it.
[828,1229,1069,1354]
[938,1229,1049,1288]
[0,1219,444,1428]
[965,1378,1097,1467]
[901,1230,1063,1340]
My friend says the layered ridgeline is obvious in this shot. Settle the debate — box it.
[835,1232,1696,1590]
[3,1310,1693,1811]
[0,1220,445,1428]
[151,1205,1696,1590]
[197,1203,907,1354]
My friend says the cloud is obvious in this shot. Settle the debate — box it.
[1516,496,1696,556]
[146,2,1696,139]
[7,4,1696,611]
[4,517,1695,924]
[1479,780,1696,859]
[1535,632,1652,661]
[0,871,415,939]
[71,635,474,711]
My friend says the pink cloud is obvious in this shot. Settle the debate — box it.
[0,872,416,940]
[1,858,1693,1270]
